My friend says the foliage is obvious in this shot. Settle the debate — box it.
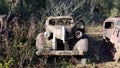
[0,57,15,68]
[1,0,120,23]
[60,59,73,68]
[0,0,8,14]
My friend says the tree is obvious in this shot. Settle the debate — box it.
[0,0,9,14]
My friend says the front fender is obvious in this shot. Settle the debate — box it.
[73,38,89,54]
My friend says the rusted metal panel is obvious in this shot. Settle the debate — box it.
[103,17,120,62]
[38,50,84,56]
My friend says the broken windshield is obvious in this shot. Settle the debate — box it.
[49,18,73,26]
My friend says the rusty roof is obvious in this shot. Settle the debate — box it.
[104,17,120,22]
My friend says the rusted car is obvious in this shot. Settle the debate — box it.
[35,16,89,64]
[103,17,120,62]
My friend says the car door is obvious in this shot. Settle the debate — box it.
[103,21,114,38]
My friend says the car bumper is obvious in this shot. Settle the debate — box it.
[36,50,84,56]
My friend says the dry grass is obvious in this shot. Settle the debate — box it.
[75,62,120,68]
[86,24,103,35]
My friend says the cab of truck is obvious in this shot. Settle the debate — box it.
[103,17,120,42]
[103,17,120,62]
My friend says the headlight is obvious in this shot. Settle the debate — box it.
[44,31,50,38]
[75,31,82,39]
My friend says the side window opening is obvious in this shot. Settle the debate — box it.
[105,22,114,29]
[117,30,120,37]
[117,30,120,41]
[49,19,55,25]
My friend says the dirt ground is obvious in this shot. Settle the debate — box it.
[75,25,120,68]
[75,33,120,68]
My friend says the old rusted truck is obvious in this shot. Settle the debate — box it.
[35,16,89,64]
[103,17,120,62]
